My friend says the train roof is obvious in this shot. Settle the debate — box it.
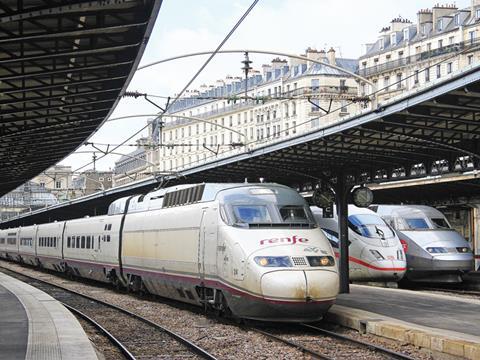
[107,182,294,215]
[311,205,377,219]
[371,205,446,219]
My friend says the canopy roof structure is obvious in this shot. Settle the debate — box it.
[0,0,162,195]
[3,63,480,227]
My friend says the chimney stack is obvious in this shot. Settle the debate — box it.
[327,48,336,65]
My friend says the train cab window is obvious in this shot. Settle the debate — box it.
[430,218,451,229]
[233,205,272,224]
[279,206,310,224]
[404,218,429,230]
[348,214,395,239]
[86,236,91,249]
[81,236,86,249]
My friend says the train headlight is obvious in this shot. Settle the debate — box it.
[254,256,292,267]
[307,256,335,267]
[369,249,384,260]
[456,247,471,253]
[426,247,447,254]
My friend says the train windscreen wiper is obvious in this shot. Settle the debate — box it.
[375,225,385,240]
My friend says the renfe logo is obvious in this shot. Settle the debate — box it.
[259,235,309,246]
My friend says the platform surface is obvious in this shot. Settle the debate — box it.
[336,285,480,336]
[0,272,98,360]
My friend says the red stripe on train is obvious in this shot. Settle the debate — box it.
[333,252,406,271]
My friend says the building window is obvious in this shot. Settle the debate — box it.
[436,64,441,78]
[390,33,396,46]
[383,76,390,91]
[426,43,431,52]
[438,39,443,48]
[449,36,455,45]
[454,13,460,26]
[468,55,474,65]
[292,121,297,134]
[437,18,443,31]
[469,31,476,44]
[425,68,430,82]
[396,73,402,89]
[55,181,61,189]
[403,28,409,41]
[292,102,296,116]
[421,24,427,36]
[414,70,419,84]
[379,37,384,50]
[311,79,319,91]
[40,182,45,188]
[447,62,452,74]
[340,101,347,113]
[477,8,480,18]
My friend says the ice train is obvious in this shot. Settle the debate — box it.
[0,183,339,322]
[370,205,474,283]
[311,205,407,282]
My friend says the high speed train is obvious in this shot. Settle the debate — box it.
[0,183,339,322]
[370,205,474,283]
[311,205,406,282]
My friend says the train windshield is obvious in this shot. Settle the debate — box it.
[430,218,451,229]
[404,218,429,230]
[348,214,395,239]
[219,186,316,228]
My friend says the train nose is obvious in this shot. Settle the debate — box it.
[261,270,338,301]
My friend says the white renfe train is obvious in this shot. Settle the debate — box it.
[312,205,407,282]
[370,205,474,283]
[0,183,339,322]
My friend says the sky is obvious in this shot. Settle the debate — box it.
[60,0,472,172]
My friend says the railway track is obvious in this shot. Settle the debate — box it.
[0,266,217,360]
[251,323,415,360]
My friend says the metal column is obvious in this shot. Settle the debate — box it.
[336,174,350,294]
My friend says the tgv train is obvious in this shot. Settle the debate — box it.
[370,205,474,283]
[0,183,339,322]
[311,205,407,282]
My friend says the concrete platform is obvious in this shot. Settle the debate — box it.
[0,272,98,360]
[326,284,480,359]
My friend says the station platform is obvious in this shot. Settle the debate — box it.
[327,285,480,359]
[0,272,98,360]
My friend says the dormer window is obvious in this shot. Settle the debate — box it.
[391,33,397,46]
[454,13,460,26]
[403,28,409,41]
[379,38,385,50]
[421,23,427,36]
[437,18,443,31]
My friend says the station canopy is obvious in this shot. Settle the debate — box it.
[0,0,161,195]
[3,59,480,227]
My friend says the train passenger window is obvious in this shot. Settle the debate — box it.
[104,224,107,230]
[233,205,272,224]
[53,238,56,247]
[81,236,85,249]
[86,236,91,249]
[67,237,71,248]
[76,236,80,248]
[405,218,429,230]
[431,218,451,229]
[108,224,112,230]
[106,235,111,242]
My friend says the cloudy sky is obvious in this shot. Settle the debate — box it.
[61,0,471,172]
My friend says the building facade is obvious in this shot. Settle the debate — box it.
[72,170,114,196]
[117,48,360,181]
[359,1,480,102]
[31,165,74,201]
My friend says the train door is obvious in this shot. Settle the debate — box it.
[198,207,218,279]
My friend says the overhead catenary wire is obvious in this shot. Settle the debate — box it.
[68,0,260,175]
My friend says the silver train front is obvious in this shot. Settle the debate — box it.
[312,205,407,283]
[371,205,474,283]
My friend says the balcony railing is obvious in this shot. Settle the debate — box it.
[357,37,480,77]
